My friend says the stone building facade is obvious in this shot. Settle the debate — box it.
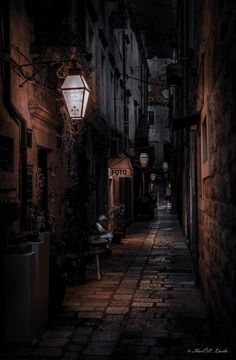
[0,0,149,341]
[147,57,171,203]
[169,0,236,346]
[148,57,171,169]
[0,0,148,235]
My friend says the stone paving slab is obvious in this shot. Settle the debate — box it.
[0,208,232,359]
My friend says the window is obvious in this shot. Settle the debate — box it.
[148,111,155,125]
[57,134,62,148]
[124,107,129,136]
[0,135,14,172]
[202,117,208,163]
[164,144,171,164]
[149,145,155,163]
[134,105,138,127]
[201,114,211,179]
[109,70,114,120]
[101,51,106,111]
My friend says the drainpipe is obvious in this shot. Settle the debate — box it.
[2,1,27,228]
[122,29,127,139]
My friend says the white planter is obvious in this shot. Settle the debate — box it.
[30,232,50,331]
[3,232,50,343]
[4,252,37,342]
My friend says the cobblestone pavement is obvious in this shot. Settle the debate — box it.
[1,207,232,359]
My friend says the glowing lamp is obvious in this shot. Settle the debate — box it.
[61,74,90,119]
[150,172,156,181]
[139,153,149,168]
[162,162,169,173]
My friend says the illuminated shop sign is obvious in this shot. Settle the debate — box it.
[109,168,133,177]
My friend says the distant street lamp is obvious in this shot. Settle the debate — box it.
[162,161,169,173]
[139,153,149,168]
[139,153,149,200]
[61,73,90,119]
[150,172,156,182]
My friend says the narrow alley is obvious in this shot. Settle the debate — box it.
[1,0,236,358]
[1,207,229,359]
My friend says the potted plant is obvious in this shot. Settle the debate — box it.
[109,204,126,244]
[61,203,89,286]
[49,230,89,313]
[49,175,90,313]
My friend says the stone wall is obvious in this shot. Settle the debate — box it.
[197,0,236,344]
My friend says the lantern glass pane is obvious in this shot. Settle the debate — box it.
[82,90,90,117]
[62,89,84,118]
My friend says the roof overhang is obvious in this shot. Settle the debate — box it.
[173,112,200,130]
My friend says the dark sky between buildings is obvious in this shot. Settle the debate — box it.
[129,0,174,58]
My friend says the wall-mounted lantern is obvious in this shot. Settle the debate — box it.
[150,172,156,182]
[162,161,169,173]
[61,73,90,119]
[139,153,149,200]
[139,153,149,168]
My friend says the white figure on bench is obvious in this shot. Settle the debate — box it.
[95,214,113,244]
